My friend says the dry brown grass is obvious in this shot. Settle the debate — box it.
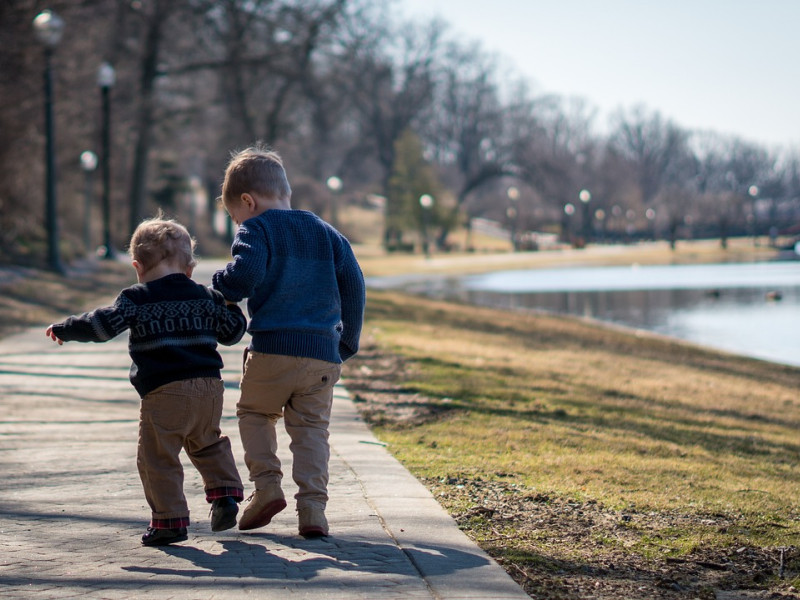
[343,288,800,599]
[0,260,135,339]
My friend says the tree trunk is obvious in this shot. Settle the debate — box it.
[128,1,169,236]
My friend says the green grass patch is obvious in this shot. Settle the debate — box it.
[349,289,800,558]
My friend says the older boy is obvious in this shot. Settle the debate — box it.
[46,216,246,546]
[213,144,365,537]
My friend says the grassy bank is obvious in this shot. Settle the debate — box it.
[343,241,800,599]
[0,260,134,340]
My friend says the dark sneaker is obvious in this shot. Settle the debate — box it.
[210,496,239,532]
[141,527,188,546]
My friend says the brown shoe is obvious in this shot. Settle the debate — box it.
[238,485,287,531]
[298,505,328,538]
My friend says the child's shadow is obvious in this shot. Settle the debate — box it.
[123,535,488,580]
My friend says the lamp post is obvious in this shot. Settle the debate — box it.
[419,194,434,257]
[611,205,622,241]
[33,9,65,273]
[645,208,657,240]
[594,208,606,241]
[326,176,342,230]
[97,62,116,258]
[579,189,591,244]
[80,151,98,253]
[747,185,759,246]
[562,202,575,244]
[626,209,637,241]
[507,186,520,250]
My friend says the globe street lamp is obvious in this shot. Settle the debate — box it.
[645,208,657,240]
[507,186,520,250]
[97,62,116,258]
[563,202,575,245]
[748,185,759,245]
[33,9,65,273]
[611,205,622,241]
[80,151,98,253]
[419,194,434,257]
[326,175,342,230]
[579,189,591,243]
[594,208,606,241]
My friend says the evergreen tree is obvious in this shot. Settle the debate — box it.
[384,130,443,252]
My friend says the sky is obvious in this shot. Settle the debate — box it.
[398,0,800,150]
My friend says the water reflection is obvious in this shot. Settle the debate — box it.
[370,262,800,368]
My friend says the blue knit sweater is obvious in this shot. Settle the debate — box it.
[212,209,365,363]
[51,273,247,396]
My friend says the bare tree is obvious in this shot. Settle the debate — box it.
[342,18,442,190]
[422,42,524,246]
[123,0,184,235]
[609,106,691,204]
[609,106,695,247]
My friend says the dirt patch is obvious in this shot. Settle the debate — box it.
[342,337,800,600]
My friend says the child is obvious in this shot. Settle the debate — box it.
[212,144,365,538]
[46,216,247,546]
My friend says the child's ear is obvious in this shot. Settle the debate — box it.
[132,259,145,277]
[241,193,254,210]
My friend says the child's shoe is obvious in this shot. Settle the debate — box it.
[210,496,238,532]
[238,485,286,530]
[298,505,328,538]
[141,527,188,546]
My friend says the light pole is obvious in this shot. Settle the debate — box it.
[626,209,637,241]
[80,151,98,253]
[645,208,657,240]
[419,194,434,257]
[594,208,606,241]
[611,205,622,241]
[97,62,116,258]
[748,185,759,246]
[326,175,342,230]
[562,203,575,244]
[507,186,520,250]
[33,9,65,273]
[579,189,591,244]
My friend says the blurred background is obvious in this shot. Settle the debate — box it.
[3,0,799,268]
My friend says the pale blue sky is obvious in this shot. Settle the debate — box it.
[399,0,800,150]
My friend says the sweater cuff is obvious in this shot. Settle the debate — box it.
[211,270,244,303]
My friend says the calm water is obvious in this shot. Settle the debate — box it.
[368,262,800,368]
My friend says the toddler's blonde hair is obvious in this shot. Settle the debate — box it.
[129,214,197,272]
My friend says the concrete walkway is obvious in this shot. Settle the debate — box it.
[0,269,527,599]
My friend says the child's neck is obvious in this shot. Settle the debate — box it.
[138,262,190,284]
[261,196,291,211]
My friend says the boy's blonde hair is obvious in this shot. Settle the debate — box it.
[128,214,197,272]
[221,143,292,206]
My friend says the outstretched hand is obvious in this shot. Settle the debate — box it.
[45,325,64,345]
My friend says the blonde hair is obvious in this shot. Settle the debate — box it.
[128,214,197,272]
[221,142,292,207]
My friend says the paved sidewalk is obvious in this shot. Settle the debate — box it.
[0,278,527,598]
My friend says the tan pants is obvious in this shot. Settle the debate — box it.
[137,377,243,521]
[237,351,341,508]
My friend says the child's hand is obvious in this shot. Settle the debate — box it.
[45,325,64,345]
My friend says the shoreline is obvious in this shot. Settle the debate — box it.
[358,239,797,370]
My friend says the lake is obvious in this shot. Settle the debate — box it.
[367,261,800,368]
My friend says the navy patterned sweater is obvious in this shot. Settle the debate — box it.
[51,273,246,396]
[212,209,365,363]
